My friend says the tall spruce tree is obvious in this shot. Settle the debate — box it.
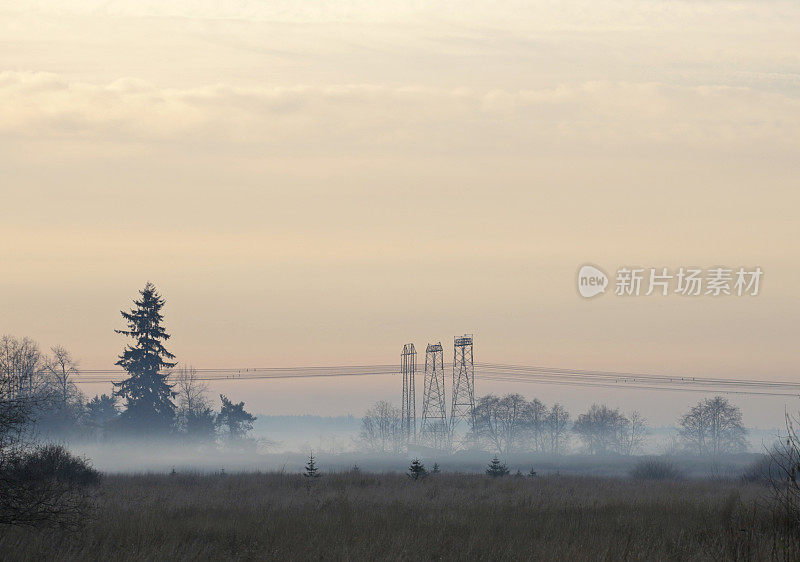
[113,282,177,434]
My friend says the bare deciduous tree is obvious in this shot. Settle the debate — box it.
[37,346,85,436]
[1,352,99,529]
[0,335,45,397]
[678,396,747,455]
[173,365,209,415]
[573,404,636,455]
[473,394,535,454]
[521,398,548,452]
[43,346,80,405]
[0,337,86,437]
[173,365,216,441]
[620,410,648,455]
[472,394,505,453]
[543,403,571,455]
[473,394,564,455]
[0,369,32,452]
[360,401,402,453]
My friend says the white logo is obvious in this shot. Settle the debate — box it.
[577,264,763,299]
[577,264,608,298]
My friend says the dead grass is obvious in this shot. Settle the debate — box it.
[0,471,796,560]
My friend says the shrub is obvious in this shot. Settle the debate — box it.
[741,453,774,483]
[0,443,101,528]
[629,458,684,480]
[765,415,800,533]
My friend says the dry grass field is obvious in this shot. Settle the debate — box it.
[0,471,796,561]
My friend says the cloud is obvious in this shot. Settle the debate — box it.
[1,71,799,155]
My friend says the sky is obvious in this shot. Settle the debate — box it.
[1,0,799,428]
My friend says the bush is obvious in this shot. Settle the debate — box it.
[0,444,101,529]
[741,453,774,483]
[765,418,800,532]
[629,458,684,480]
[12,444,101,486]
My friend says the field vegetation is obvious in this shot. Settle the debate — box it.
[1,470,798,560]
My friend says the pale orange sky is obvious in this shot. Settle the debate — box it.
[1,0,798,426]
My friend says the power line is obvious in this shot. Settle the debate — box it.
[66,362,799,398]
[475,373,799,398]
[478,363,800,390]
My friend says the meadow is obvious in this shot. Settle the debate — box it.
[1,470,796,561]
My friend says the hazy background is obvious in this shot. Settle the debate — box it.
[1,0,798,427]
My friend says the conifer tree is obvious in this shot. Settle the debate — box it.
[304,452,320,478]
[431,462,441,474]
[113,282,177,434]
[407,458,428,480]
[217,394,256,440]
[486,456,509,477]
[85,394,119,438]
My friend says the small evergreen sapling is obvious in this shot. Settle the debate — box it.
[304,453,320,478]
[486,456,510,477]
[431,462,441,474]
[407,458,428,480]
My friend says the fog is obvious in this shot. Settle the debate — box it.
[59,415,779,478]
[68,442,764,480]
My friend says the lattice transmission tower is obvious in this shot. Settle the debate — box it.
[449,334,475,444]
[400,343,417,445]
[419,342,448,449]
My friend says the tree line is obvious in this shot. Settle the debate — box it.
[360,394,748,456]
[0,283,256,447]
[2,281,750,457]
